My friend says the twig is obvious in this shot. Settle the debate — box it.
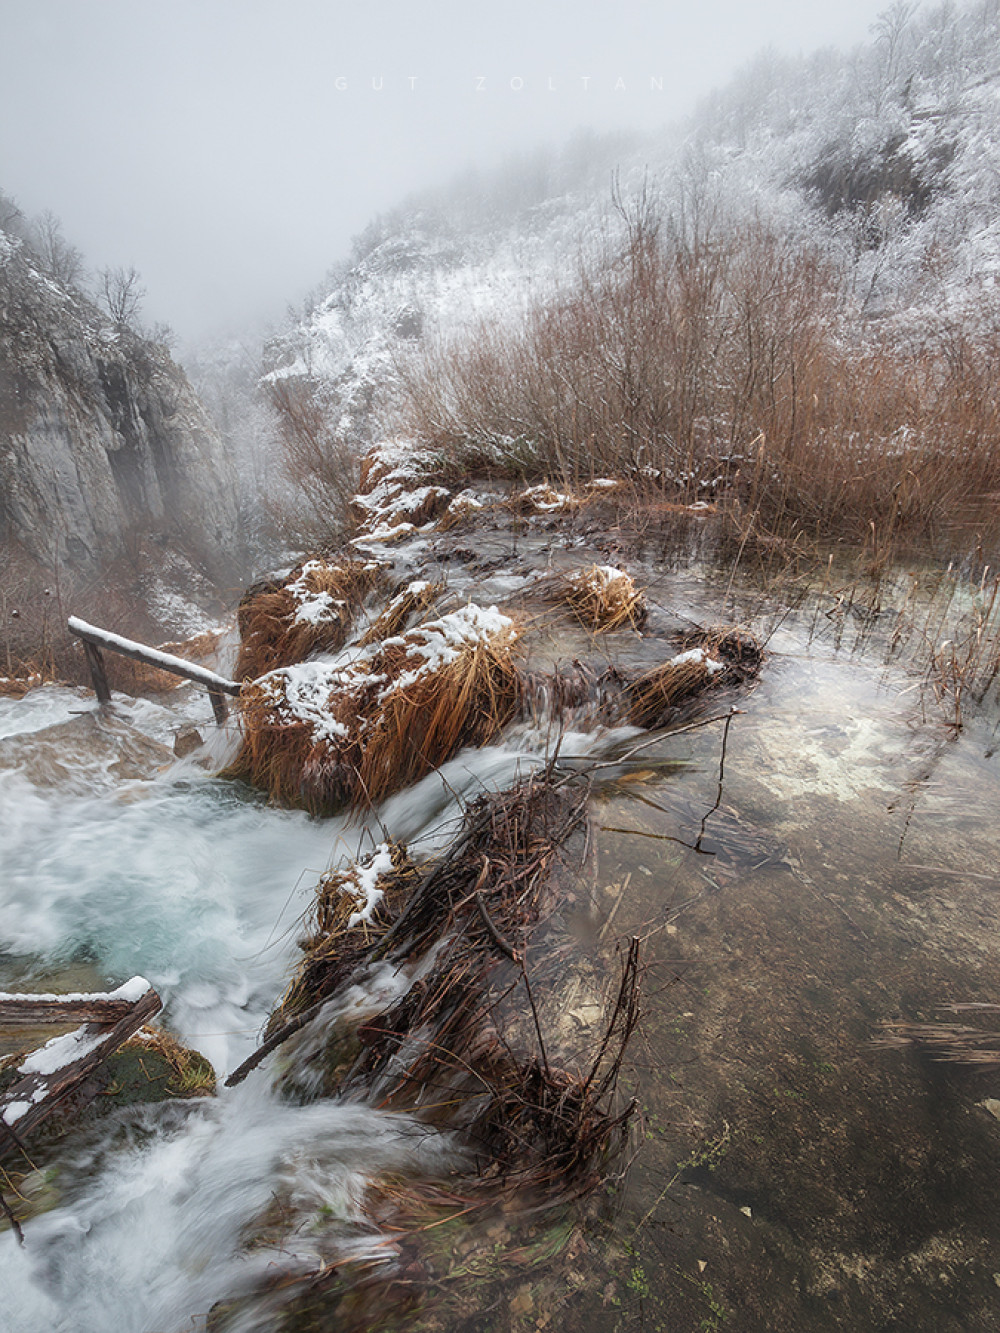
[0,1187,24,1246]
[695,707,739,852]
[475,889,520,963]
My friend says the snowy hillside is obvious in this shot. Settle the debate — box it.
[266,0,1000,456]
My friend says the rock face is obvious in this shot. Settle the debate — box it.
[0,230,239,571]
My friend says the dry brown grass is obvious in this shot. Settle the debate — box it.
[105,629,228,699]
[627,626,762,728]
[158,628,223,661]
[0,673,47,698]
[562,564,646,632]
[358,580,443,646]
[235,558,380,682]
[229,608,522,813]
[123,1026,216,1095]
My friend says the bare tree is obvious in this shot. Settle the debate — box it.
[98,265,146,328]
[0,189,26,238]
[29,210,85,288]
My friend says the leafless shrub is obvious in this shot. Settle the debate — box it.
[394,196,1000,554]
[266,378,361,541]
[98,265,146,328]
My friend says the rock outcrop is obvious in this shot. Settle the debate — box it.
[0,230,239,571]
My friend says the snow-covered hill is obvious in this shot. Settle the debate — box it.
[266,0,1000,455]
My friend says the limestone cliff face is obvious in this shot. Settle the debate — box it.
[0,231,239,571]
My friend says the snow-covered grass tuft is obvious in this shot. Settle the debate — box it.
[235,558,382,682]
[229,603,522,813]
[561,565,646,632]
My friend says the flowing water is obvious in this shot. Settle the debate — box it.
[3,556,1000,1331]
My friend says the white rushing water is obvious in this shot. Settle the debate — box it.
[0,683,633,1331]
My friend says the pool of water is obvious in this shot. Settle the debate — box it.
[3,559,1000,1332]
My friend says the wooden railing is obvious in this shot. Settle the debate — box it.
[68,616,241,724]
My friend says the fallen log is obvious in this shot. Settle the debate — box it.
[0,977,163,1143]
[0,995,135,1026]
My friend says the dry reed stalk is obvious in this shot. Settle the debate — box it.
[562,565,646,632]
[229,607,522,813]
[235,558,380,682]
[335,778,638,1187]
[358,581,442,646]
[875,1019,1000,1068]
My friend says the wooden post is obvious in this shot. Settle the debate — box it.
[81,639,111,704]
[208,688,228,726]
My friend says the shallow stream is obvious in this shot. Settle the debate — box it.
[3,544,1000,1331]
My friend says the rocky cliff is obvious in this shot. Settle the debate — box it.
[0,229,239,572]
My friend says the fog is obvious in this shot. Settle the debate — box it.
[0,0,895,343]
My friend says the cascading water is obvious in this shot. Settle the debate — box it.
[0,677,632,1331]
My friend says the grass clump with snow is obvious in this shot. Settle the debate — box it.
[235,558,381,682]
[562,564,646,632]
[230,603,522,813]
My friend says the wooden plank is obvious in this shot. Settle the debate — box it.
[0,997,135,1025]
[0,986,163,1143]
[67,616,241,696]
[82,639,111,704]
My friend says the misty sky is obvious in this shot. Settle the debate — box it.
[1,0,897,344]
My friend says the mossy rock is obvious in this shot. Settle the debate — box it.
[0,1030,215,1233]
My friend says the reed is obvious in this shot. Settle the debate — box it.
[234,558,380,682]
[561,564,646,632]
[392,200,1000,558]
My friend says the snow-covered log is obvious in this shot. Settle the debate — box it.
[0,978,162,1142]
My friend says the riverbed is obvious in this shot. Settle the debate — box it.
[3,530,1000,1332]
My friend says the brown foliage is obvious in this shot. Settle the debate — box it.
[394,198,1000,554]
[229,610,522,813]
[234,558,380,682]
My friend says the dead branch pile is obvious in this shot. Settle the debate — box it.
[232,776,640,1194]
[229,605,522,812]
[235,559,380,682]
[271,842,418,1029]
